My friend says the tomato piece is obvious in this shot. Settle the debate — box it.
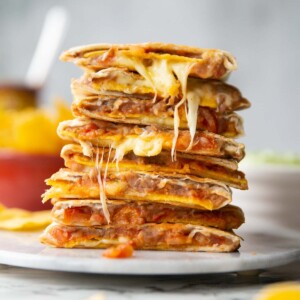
[51,227,71,244]
[102,243,134,259]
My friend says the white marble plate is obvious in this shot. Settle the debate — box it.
[0,230,299,275]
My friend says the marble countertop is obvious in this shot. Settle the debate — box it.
[1,226,299,300]
[1,259,300,300]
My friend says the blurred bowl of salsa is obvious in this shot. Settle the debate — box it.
[0,151,63,211]
[0,99,72,211]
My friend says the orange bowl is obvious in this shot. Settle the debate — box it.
[0,151,63,211]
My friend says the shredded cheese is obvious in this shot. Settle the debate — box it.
[113,135,164,164]
[79,140,93,157]
[171,62,196,160]
[187,228,204,242]
[103,145,112,188]
[116,55,158,100]
[148,59,180,100]
[95,148,110,223]
[186,87,201,150]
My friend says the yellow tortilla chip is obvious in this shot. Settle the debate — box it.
[0,204,51,231]
[0,99,72,155]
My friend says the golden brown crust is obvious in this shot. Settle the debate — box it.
[43,168,232,210]
[41,42,248,253]
[57,118,245,161]
[61,144,248,190]
[72,69,250,112]
[71,96,244,138]
[60,42,237,79]
[61,42,235,59]
[40,222,241,252]
[61,143,239,170]
[52,199,245,230]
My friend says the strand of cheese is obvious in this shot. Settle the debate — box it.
[186,87,201,150]
[171,62,197,160]
[103,145,113,187]
[117,55,158,101]
[79,140,93,157]
[95,147,110,223]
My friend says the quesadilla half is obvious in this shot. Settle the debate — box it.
[61,144,248,190]
[71,94,244,138]
[43,168,232,211]
[40,222,241,252]
[57,118,245,161]
[72,68,250,112]
[52,199,245,230]
[60,43,237,88]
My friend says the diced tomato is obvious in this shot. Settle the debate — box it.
[114,206,144,225]
[200,108,217,133]
[152,211,168,222]
[64,207,90,224]
[51,227,71,244]
[90,213,106,225]
[102,243,134,259]
[82,123,99,134]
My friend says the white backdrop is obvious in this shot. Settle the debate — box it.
[0,0,299,153]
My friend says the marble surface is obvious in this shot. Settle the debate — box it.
[1,260,300,300]
[0,229,299,299]
[0,230,299,275]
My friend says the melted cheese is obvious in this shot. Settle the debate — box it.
[79,53,224,163]
[104,145,113,182]
[187,228,203,242]
[79,140,93,157]
[114,53,197,137]
[113,136,164,164]
[116,55,158,99]
[117,54,186,94]
[186,86,202,150]
[76,47,238,162]
[81,236,129,246]
[171,62,196,160]
[187,226,230,243]
[113,51,194,98]
[78,66,233,161]
[86,69,231,112]
[93,68,154,95]
[95,148,110,223]
[148,59,180,98]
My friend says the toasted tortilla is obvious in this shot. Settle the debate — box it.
[60,42,237,80]
[61,144,248,190]
[72,68,250,112]
[40,222,241,252]
[57,118,245,161]
[52,199,245,230]
[71,94,244,138]
[43,168,232,211]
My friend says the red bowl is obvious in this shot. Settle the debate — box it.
[0,151,64,211]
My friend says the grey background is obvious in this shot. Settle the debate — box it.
[0,0,299,153]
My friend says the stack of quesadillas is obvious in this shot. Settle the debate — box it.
[41,43,250,252]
